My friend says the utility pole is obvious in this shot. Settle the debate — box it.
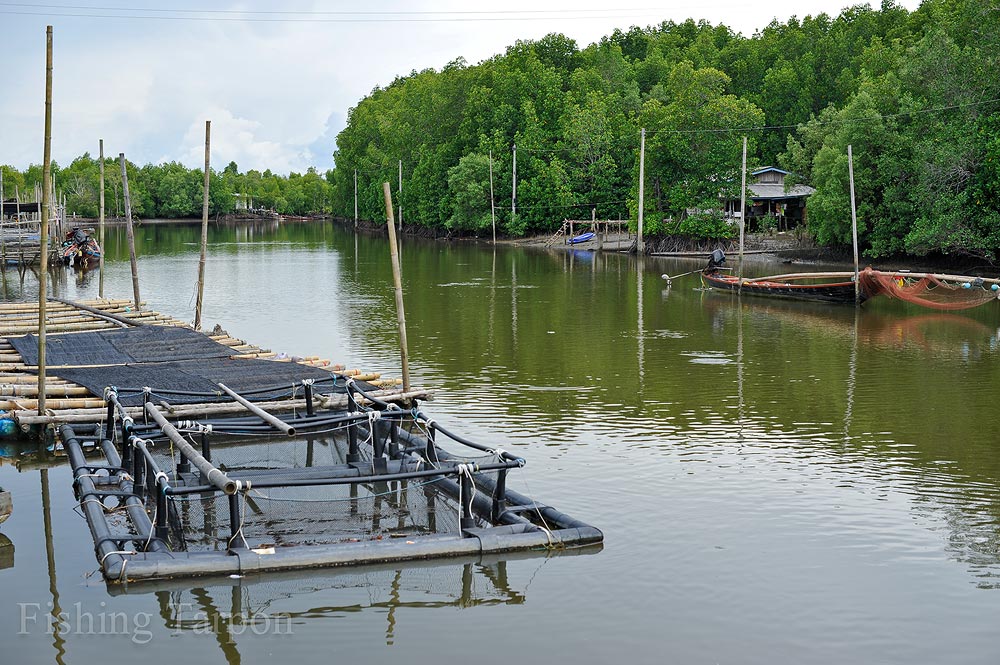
[637,128,645,254]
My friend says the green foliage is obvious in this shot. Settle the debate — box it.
[676,210,736,240]
[2,158,332,219]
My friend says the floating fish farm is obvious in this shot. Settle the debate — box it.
[1,299,601,582]
[65,380,601,582]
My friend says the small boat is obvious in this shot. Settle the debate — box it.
[701,249,865,304]
[699,250,1000,309]
[59,227,101,267]
[568,231,595,244]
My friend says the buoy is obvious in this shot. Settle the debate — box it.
[962,282,972,289]
[0,412,15,438]
[992,284,999,292]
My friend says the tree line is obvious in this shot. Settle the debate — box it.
[2,1,998,259]
[329,0,1000,258]
[0,159,335,219]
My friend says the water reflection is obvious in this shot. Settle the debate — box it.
[127,553,556,661]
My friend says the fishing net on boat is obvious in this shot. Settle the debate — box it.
[859,267,1000,310]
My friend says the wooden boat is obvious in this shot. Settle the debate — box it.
[702,269,866,304]
[59,227,101,267]
[698,250,999,310]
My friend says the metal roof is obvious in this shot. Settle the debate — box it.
[749,183,815,200]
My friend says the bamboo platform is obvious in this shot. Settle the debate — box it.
[0,299,423,432]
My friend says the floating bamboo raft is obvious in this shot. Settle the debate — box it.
[0,298,424,432]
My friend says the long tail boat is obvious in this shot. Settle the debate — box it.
[697,250,1000,309]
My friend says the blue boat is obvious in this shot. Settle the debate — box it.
[568,231,595,244]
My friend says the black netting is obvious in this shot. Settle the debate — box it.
[140,429,499,552]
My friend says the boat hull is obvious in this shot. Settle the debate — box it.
[702,271,867,304]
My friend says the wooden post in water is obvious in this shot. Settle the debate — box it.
[382,182,410,393]
[38,25,54,417]
[848,144,860,304]
[119,153,141,310]
[0,169,5,266]
[637,128,645,254]
[511,143,517,230]
[739,135,747,284]
[98,139,105,299]
[195,120,211,331]
[353,168,358,230]
[398,159,403,231]
[489,150,496,244]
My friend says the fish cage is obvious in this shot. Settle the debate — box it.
[65,379,602,582]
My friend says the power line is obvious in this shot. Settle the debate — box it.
[0,5,670,23]
[0,2,665,16]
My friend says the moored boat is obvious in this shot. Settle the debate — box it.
[59,227,101,267]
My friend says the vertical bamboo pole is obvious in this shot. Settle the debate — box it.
[195,120,211,330]
[739,136,747,283]
[382,182,410,393]
[119,153,140,309]
[98,139,105,298]
[511,143,517,230]
[353,168,358,230]
[38,25,53,417]
[489,150,496,244]
[848,144,860,304]
[637,128,646,254]
[0,169,5,267]
[398,159,403,230]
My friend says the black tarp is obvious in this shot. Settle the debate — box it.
[53,358,345,406]
[9,326,235,366]
[8,327,364,405]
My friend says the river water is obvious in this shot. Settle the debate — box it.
[2,220,1000,664]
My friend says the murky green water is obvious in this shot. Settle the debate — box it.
[3,220,1000,663]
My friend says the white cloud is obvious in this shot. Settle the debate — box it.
[1,0,924,174]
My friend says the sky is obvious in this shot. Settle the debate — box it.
[1,0,925,175]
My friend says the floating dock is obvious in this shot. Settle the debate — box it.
[1,299,602,582]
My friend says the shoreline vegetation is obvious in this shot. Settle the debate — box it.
[2,1,999,265]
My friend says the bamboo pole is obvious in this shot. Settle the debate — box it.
[382,182,410,393]
[739,136,747,284]
[489,149,496,244]
[511,143,516,230]
[353,168,358,230]
[195,120,211,331]
[98,139,105,298]
[37,25,54,417]
[218,382,295,436]
[0,169,6,266]
[398,159,403,230]
[848,144,860,305]
[119,153,141,309]
[637,128,645,255]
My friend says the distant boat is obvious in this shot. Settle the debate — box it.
[567,231,595,244]
[59,227,101,267]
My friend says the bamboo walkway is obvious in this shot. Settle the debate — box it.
[0,299,424,432]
